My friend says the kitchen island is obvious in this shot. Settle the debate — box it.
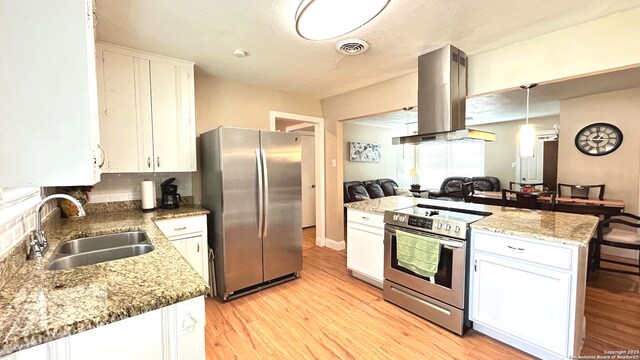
[0,206,210,359]
[344,196,598,360]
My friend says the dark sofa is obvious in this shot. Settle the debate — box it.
[344,178,399,203]
[429,176,501,201]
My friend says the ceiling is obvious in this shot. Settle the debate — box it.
[348,108,417,129]
[95,0,640,99]
[466,66,640,125]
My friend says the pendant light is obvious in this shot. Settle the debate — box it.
[519,84,538,158]
[295,0,390,41]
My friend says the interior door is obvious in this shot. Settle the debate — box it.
[260,131,303,282]
[300,134,316,228]
[219,128,264,293]
[518,138,544,184]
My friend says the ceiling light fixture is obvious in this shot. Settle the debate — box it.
[295,0,390,41]
[519,83,538,158]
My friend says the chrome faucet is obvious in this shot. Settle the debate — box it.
[28,194,86,260]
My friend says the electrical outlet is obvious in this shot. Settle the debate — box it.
[331,159,337,167]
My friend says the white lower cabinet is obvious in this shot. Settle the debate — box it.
[155,215,209,284]
[0,296,205,360]
[470,230,588,360]
[346,209,384,287]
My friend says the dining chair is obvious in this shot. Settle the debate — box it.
[593,213,640,277]
[461,182,475,203]
[557,183,605,200]
[509,181,546,191]
[501,189,557,210]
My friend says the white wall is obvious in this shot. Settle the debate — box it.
[343,123,402,183]
[558,87,640,215]
[468,8,640,96]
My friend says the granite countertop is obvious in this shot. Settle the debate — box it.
[343,196,421,214]
[344,196,599,247]
[0,205,210,356]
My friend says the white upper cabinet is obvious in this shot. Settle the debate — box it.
[96,43,196,173]
[0,0,102,186]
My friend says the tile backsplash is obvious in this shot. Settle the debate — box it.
[0,188,57,258]
[88,173,193,203]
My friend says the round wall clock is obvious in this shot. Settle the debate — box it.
[574,122,623,156]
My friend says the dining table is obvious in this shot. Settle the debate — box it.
[470,191,625,218]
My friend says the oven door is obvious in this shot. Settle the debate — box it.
[384,224,467,309]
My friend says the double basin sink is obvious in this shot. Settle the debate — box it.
[47,231,154,270]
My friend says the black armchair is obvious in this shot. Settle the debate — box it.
[429,176,501,201]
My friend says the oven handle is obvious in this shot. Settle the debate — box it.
[384,227,464,249]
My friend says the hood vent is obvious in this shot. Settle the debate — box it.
[393,45,495,144]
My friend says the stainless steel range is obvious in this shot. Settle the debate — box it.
[383,203,489,335]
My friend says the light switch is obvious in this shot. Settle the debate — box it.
[511,162,516,168]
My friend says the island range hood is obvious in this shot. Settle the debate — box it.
[392,45,495,144]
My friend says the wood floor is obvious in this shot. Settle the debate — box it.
[205,228,640,359]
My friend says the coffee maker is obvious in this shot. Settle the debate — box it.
[160,178,181,209]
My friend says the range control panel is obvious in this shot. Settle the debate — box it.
[408,216,432,230]
[384,211,470,240]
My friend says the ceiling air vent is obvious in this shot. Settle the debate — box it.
[335,39,370,55]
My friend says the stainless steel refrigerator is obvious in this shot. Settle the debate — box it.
[200,127,302,300]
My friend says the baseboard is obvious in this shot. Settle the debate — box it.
[602,245,639,260]
[315,237,325,247]
[325,238,346,251]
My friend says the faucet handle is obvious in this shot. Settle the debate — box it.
[28,231,46,260]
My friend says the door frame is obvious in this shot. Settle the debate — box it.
[515,130,557,183]
[270,111,327,248]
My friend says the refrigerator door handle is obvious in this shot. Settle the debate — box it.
[261,148,269,237]
[256,149,264,238]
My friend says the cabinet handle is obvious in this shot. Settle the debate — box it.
[361,216,369,221]
[474,259,477,272]
[174,226,187,231]
[181,312,196,334]
[157,157,160,168]
[147,157,151,168]
[507,245,525,252]
[98,144,105,168]
[197,243,200,253]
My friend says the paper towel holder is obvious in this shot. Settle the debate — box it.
[141,178,157,212]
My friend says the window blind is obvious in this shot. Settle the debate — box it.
[417,141,485,189]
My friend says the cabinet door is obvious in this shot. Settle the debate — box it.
[347,223,384,283]
[172,235,206,282]
[97,50,153,173]
[0,0,100,186]
[150,62,196,172]
[471,252,571,356]
[68,308,163,360]
[175,296,206,360]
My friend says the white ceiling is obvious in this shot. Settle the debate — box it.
[95,0,640,99]
[466,66,640,125]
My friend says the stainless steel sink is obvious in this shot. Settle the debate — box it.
[47,231,154,270]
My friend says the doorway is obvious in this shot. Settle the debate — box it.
[285,124,316,228]
[516,130,558,188]
[270,111,326,247]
